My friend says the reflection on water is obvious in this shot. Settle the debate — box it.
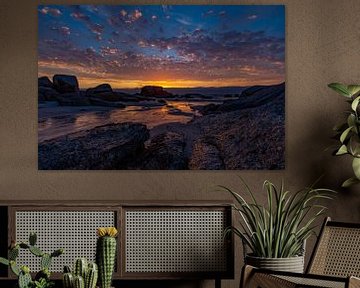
[38,101,214,142]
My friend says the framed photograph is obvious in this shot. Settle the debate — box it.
[38,5,285,170]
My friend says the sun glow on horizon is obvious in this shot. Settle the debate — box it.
[38,72,284,89]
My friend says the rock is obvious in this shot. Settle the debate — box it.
[86,83,113,95]
[53,74,79,93]
[140,86,173,97]
[189,83,285,169]
[86,85,132,102]
[38,86,59,101]
[38,123,150,169]
[87,91,124,102]
[201,83,285,114]
[132,132,187,169]
[38,76,53,88]
[240,85,267,97]
[88,97,125,108]
[189,138,224,170]
[55,93,90,106]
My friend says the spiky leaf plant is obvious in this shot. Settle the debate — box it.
[223,179,335,258]
[328,83,360,187]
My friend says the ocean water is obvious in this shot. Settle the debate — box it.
[38,100,216,142]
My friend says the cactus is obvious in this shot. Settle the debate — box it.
[18,270,32,288]
[85,263,98,288]
[41,253,52,270]
[0,232,64,288]
[29,232,37,246]
[29,245,44,257]
[74,275,85,288]
[63,272,74,288]
[9,246,19,260]
[96,227,118,288]
[63,260,98,288]
[74,258,88,279]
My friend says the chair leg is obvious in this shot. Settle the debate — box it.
[240,265,255,288]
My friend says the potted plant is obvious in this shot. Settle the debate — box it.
[0,232,63,288]
[222,179,334,273]
[328,83,360,187]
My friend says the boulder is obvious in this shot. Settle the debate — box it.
[86,84,113,95]
[55,92,90,106]
[189,138,224,170]
[38,76,53,88]
[38,123,150,169]
[140,86,173,97]
[87,91,124,102]
[133,132,187,169]
[38,86,59,101]
[53,74,79,93]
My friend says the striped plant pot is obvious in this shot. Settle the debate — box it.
[245,254,305,273]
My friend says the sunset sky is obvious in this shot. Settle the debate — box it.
[38,5,285,88]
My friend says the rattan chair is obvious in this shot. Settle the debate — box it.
[241,217,360,288]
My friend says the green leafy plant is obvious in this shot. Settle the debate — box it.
[222,179,335,258]
[0,232,63,288]
[328,83,360,187]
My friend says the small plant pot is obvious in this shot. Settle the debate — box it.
[245,254,305,273]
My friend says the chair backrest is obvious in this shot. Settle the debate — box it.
[307,217,360,277]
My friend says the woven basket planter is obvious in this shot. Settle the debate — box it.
[245,254,305,273]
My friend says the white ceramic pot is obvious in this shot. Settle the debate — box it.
[245,254,305,273]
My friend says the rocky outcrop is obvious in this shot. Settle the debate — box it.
[140,86,173,97]
[131,132,187,169]
[38,86,59,102]
[53,74,79,93]
[199,83,285,115]
[86,84,131,102]
[189,138,224,169]
[188,83,285,169]
[38,76,54,88]
[38,77,58,102]
[39,123,149,169]
[86,83,113,95]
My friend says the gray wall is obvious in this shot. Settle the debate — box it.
[1,0,360,287]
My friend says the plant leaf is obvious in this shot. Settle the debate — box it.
[351,96,360,111]
[340,126,353,143]
[342,177,360,188]
[336,145,348,155]
[328,83,350,97]
[352,157,360,179]
[347,85,360,97]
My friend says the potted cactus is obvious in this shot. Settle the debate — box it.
[62,258,98,288]
[96,227,118,288]
[0,232,64,288]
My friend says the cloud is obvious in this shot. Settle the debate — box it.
[176,18,191,26]
[248,15,258,20]
[39,7,62,17]
[70,8,104,38]
[131,9,143,21]
[89,23,104,35]
[51,26,71,36]
[120,9,127,17]
[71,11,90,21]
[100,46,120,56]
